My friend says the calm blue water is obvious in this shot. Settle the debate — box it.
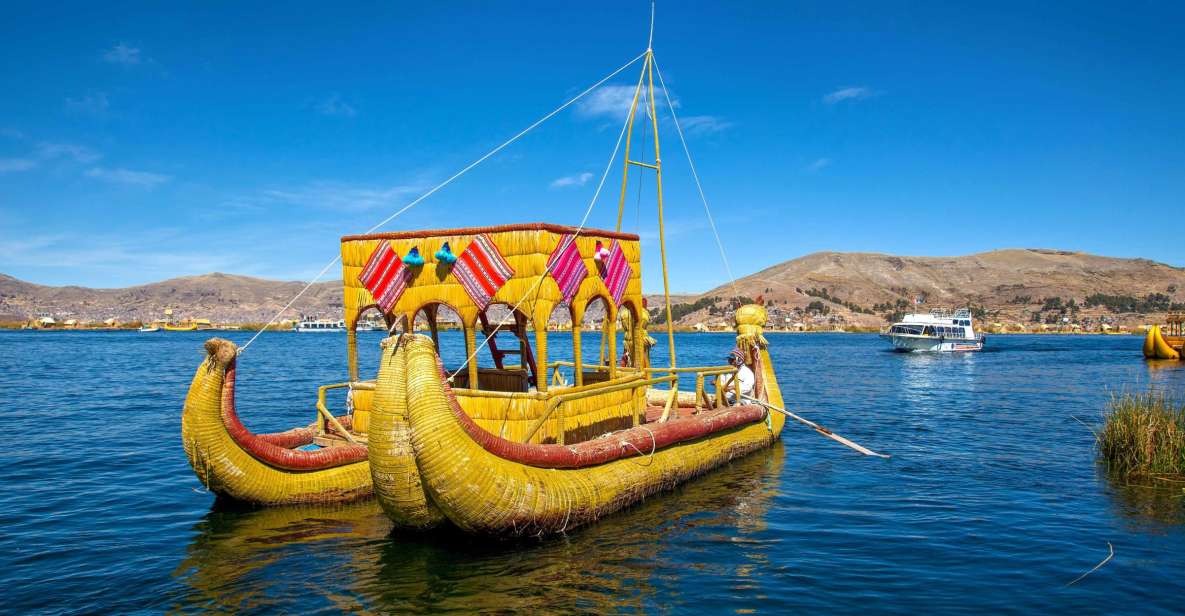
[2,330,1184,613]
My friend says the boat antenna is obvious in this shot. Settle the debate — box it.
[648,0,656,51]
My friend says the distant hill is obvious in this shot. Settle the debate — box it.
[679,249,1185,329]
[3,248,1183,329]
[0,272,340,323]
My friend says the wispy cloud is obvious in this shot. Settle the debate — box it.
[316,94,357,117]
[230,180,424,212]
[679,115,733,136]
[37,143,101,163]
[0,158,36,173]
[65,91,110,115]
[102,43,142,66]
[1,128,25,140]
[84,167,171,188]
[549,172,594,189]
[0,232,238,279]
[823,86,874,105]
[804,158,831,173]
[0,141,101,174]
[576,84,670,120]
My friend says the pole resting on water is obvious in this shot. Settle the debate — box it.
[741,395,891,459]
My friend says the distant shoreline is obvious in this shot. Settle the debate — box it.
[0,324,1142,336]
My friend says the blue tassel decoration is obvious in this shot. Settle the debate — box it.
[402,247,426,266]
[434,242,458,264]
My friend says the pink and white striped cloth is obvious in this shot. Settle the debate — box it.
[601,241,632,306]
[358,240,411,313]
[453,234,515,311]
[547,234,588,304]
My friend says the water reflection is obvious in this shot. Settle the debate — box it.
[174,446,785,612]
[1102,470,1185,529]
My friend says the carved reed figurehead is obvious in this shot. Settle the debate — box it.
[204,338,238,367]
[734,303,769,354]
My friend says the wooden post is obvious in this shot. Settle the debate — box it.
[533,303,549,393]
[346,329,359,382]
[571,304,584,387]
[606,305,618,379]
[647,52,677,370]
[465,321,479,390]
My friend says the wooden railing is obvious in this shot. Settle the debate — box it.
[315,381,374,444]
[522,374,677,445]
[644,365,737,411]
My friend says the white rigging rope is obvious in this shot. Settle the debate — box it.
[652,56,742,300]
[238,50,648,353]
[446,63,646,383]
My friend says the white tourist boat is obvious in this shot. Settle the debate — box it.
[292,317,346,333]
[880,308,985,352]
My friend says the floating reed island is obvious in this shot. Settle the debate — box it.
[1097,391,1185,477]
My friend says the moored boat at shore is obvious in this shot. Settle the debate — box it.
[1143,313,1184,360]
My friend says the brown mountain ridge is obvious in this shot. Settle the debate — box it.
[2,249,1183,329]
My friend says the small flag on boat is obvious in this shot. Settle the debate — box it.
[601,241,631,306]
[547,234,588,304]
[358,240,412,313]
[454,234,515,311]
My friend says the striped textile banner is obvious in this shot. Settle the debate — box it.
[358,240,411,313]
[601,241,632,306]
[547,234,588,305]
[454,234,515,311]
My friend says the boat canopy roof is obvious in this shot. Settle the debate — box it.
[340,223,643,329]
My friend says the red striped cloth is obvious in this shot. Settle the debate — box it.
[454,234,515,311]
[601,241,632,306]
[358,240,411,313]
[547,234,588,304]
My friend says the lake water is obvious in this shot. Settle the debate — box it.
[2,330,1184,613]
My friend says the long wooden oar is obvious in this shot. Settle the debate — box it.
[742,395,890,458]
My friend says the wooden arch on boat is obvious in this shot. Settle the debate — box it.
[339,223,644,391]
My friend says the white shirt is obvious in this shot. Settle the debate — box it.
[735,364,755,396]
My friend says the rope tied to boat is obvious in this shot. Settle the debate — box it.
[621,425,658,466]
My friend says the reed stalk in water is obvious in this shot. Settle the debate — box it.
[1097,391,1185,476]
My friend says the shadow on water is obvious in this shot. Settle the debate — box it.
[172,445,786,612]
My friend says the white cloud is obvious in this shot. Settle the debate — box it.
[316,94,357,117]
[576,84,671,120]
[804,158,831,173]
[0,158,36,173]
[84,167,171,188]
[0,232,238,278]
[0,141,101,174]
[823,86,874,104]
[37,143,101,163]
[102,43,142,66]
[232,181,423,212]
[549,172,594,189]
[679,115,733,136]
[65,91,110,115]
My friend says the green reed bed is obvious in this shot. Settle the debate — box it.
[1098,392,1185,476]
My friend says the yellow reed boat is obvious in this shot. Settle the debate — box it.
[1143,313,1185,360]
[182,11,793,523]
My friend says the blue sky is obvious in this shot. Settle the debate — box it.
[2,2,1183,292]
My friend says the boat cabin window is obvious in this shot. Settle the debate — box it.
[450,303,537,394]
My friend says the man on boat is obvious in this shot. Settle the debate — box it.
[719,348,754,405]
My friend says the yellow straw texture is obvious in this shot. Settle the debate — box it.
[180,341,372,504]
[371,333,785,536]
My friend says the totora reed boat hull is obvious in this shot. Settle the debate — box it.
[368,307,786,537]
[182,339,372,505]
